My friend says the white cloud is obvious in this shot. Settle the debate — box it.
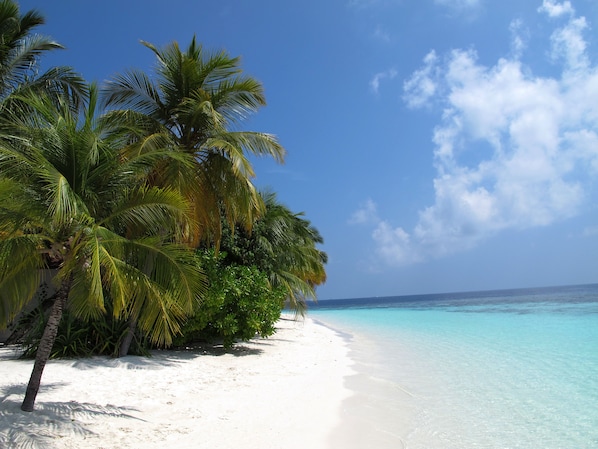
[509,19,529,59]
[538,0,575,18]
[372,3,598,266]
[370,68,398,94]
[548,16,589,71]
[403,51,439,108]
[372,221,421,265]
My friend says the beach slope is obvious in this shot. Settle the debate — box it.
[0,317,353,449]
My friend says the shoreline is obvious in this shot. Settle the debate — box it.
[0,316,355,449]
[317,316,414,449]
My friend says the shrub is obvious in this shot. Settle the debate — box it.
[176,250,285,349]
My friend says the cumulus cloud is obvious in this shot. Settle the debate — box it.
[369,1,598,266]
[370,68,398,94]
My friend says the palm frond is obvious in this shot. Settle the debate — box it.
[100,185,191,238]
[209,77,266,123]
[0,35,61,86]
[205,131,286,165]
[99,234,205,346]
[0,234,44,327]
[102,69,163,117]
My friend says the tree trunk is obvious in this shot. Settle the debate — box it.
[118,317,137,358]
[21,278,70,412]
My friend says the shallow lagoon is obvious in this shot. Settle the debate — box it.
[312,284,598,449]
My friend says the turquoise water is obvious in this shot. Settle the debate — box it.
[310,285,598,449]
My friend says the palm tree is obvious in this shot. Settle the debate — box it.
[102,36,286,248]
[0,0,85,113]
[0,85,204,412]
[221,190,327,315]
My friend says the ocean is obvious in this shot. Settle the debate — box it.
[308,284,598,449]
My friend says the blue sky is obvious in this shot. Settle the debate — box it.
[19,0,598,299]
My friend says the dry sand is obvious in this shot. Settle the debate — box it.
[0,316,355,449]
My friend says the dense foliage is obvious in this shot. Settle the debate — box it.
[175,250,285,349]
[0,0,326,412]
[220,190,327,314]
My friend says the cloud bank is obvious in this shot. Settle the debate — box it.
[359,0,598,266]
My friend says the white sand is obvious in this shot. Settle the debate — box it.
[0,316,355,449]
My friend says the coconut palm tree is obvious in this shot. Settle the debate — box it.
[0,0,85,112]
[0,85,204,412]
[102,36,286,248]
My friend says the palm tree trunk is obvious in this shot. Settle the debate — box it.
[21,278,70,412]
[118,317,137,358]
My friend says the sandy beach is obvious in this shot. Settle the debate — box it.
[0,316,355,449]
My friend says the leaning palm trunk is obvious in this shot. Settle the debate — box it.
[118,317,137,357]
[21,277,71,412]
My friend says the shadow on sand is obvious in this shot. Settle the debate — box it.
[168,341,265,357]
[0,339,278,448]
[0,383,142,449]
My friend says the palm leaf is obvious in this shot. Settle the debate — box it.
[0,234,44,327]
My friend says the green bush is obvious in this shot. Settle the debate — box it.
[176,250,285,349]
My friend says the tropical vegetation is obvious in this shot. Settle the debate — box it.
[176,249,286,349]
[102,36,286,248]
[220,190,327,315]
[0,0,327,412]
[0,84,205,411]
